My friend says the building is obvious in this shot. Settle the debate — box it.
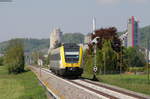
[48,28,63,53]
[139,48,150,63]
[120,16,140,48]
[0,53,3,57]
[127,16,140,47]
[38,59,43,66]
[145,48,149,58]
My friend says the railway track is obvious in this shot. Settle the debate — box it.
[30,66,150,99]
[70,80,148,99]
[76,80,148,99]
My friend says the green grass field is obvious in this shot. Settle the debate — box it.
[82,73,150,95]
[0,66,47,99]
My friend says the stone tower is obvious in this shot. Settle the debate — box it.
[48,28,62,53]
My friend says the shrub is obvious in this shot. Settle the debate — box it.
[4,39,25,74]
[0,57,3,66]
[128,67,145,72]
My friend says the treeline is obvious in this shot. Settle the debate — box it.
[0,33,85,54]
[62,33,84,44]
[84,27,146,74]
[0,39,49,53]
[140,25,150,47]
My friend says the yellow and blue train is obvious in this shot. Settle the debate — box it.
[49,43,83,76]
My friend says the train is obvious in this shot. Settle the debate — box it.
[49,43,83,76]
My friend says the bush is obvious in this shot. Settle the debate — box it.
[4,39,25,74]
[0,57,3,66]
[83,55,94,74]
[128,67,145,72]
[124,47,146,67]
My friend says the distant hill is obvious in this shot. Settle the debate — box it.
[140,25,150,47]
[0,38,50,54]
[0,33,85,54]
[62,33,84,44]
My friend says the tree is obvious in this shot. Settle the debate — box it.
[84,27,124,74]
[90,27,121,52]
[44,54,50,66]
[31,51,39,65]
[83,51,94,74]
[0,56,4,66]
[4,39,25,74]
[101,40,118,74]
[125,47,146,67]
[96,49,103,74]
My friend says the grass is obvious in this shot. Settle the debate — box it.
[82,72,150,95]
[0,66,47,99]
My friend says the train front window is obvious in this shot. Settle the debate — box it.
[65,55,79,63]
[63,43,80,63]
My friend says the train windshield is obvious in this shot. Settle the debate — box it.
[63,43,80,63]
[65,55,79,63]
[65,52,79,63]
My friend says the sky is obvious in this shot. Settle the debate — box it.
[0,0,150,42]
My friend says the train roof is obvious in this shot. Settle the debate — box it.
[63,43,79,48]
[49,43,80,54]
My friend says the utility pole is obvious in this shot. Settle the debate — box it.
[91,17,98,81]
[147,38,150,83]
[93,44,98,81]
[104,51,106,75]
[120,46,123,74]
[38,52,42,77]
[94,44,97,72]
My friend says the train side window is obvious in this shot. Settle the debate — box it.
[50,53,60,60]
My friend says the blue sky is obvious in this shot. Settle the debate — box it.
[0,0,150,42]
